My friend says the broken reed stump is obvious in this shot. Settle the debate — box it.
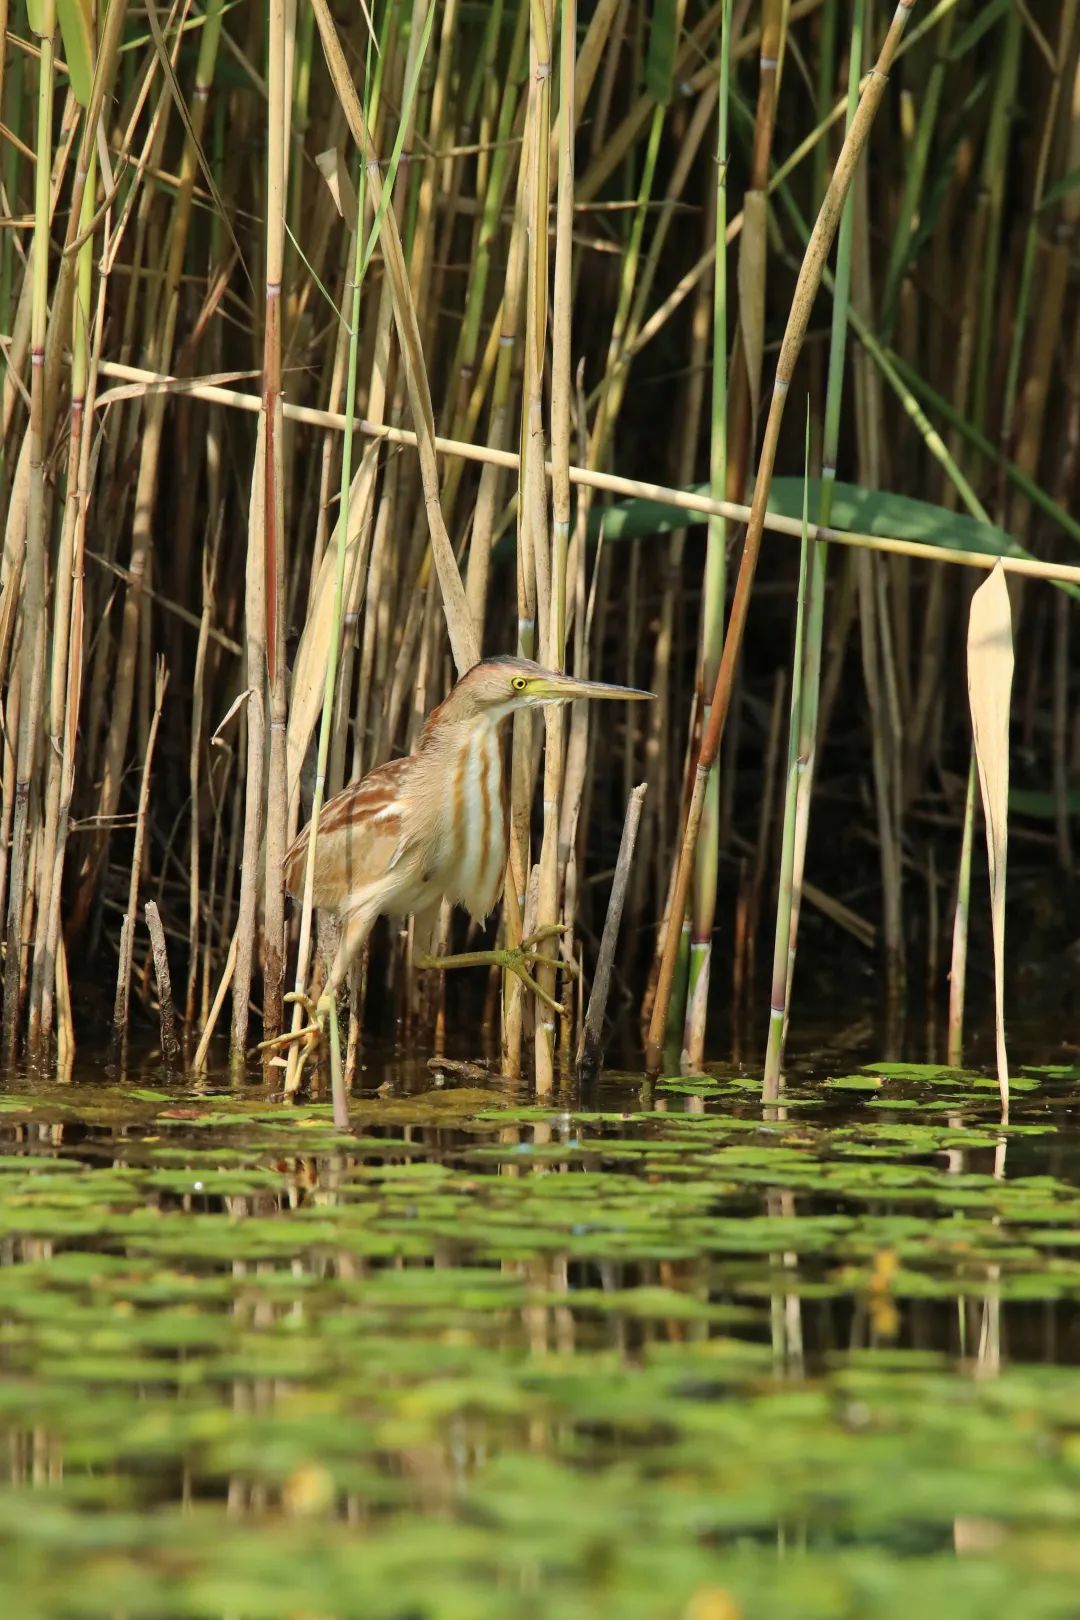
[145,901,181,1066]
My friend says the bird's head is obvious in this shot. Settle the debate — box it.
[427,656,654,730]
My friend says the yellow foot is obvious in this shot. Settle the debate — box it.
[417,925,575,1015]
[258,989,335,1094]
[257,989,350,1129]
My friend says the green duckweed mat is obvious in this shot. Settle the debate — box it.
[1,1057,1079,1618]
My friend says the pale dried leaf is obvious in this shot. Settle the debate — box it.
[285,441,381,822]
[315,147,358,231]
[246,420,267,664]
[94,368,260,410]
[967,562,1013,1119]
[211,688,255,745]
[737,189,768,433]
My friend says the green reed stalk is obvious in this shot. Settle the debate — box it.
[288,0,315,256]
[811,0,836,209]
[764,416,810,1100]
[586,99,668,1032]
[439,0,524,529]
[646,0,918,1075]
[885,353,1080,551]
[576,0,795,205]
[628,173,717,994]
[880,4,956,335]
[463,0,503,134]
[682,0,732,1068]
[784,161,1042,1068]
[463,0,529,634]
[790,186,1015,1024]
[3,0,54,1054]
[401,0,434,261]
[778,0,863,1066]
[850,46,908,1025]
[770,172,994,533]
[773,117,1005,1070]
[589,81,719,429]
[410,0,458,326]
[1000,1,1078,531]
[970,0,1021,435]
[587,103,664,466]
[683,0,786,1065]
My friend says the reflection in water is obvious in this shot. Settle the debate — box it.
[0,1056,1079,1615]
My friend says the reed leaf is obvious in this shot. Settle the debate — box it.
[589,478,1026,557]
[967,562,1013,1121]
[55,0,93,107]
[645,0,683,106]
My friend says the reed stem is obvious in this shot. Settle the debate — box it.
[646,0,918,1073]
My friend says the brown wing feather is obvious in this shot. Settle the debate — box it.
[284,758,414,905]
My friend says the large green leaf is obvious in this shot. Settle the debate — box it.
[1009,787,1080,820]
[588,476,1026,559]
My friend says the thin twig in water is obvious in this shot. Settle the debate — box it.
[113,659,168,1049]
[578,783,647,1083]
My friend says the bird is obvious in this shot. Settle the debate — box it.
[265,655,652,1078]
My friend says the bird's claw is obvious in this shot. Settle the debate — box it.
[499,927,575,1014]
[258,989,335,1094]
[417,925,575,1015]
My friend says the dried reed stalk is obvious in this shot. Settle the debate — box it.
[95,363,1080,590]
[3,0,55,1056]
[261,0,291,1047]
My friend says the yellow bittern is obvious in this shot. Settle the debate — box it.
[267,656,652,1071]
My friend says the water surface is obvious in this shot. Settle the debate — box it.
[2,1050,1080,1617]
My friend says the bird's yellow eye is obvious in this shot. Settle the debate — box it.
[511,676,528,692]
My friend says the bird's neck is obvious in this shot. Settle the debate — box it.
[416,708,503,761]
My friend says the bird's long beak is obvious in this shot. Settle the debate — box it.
[534,674,655,702]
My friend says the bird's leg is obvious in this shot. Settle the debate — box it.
[259,983,348,1125]
[261,905,374,1126]
[417,925,574,1015]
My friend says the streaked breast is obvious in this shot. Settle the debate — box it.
[442,726,506,922]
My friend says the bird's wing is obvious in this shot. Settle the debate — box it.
[285,758,417,904]
[317,758,412,835]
